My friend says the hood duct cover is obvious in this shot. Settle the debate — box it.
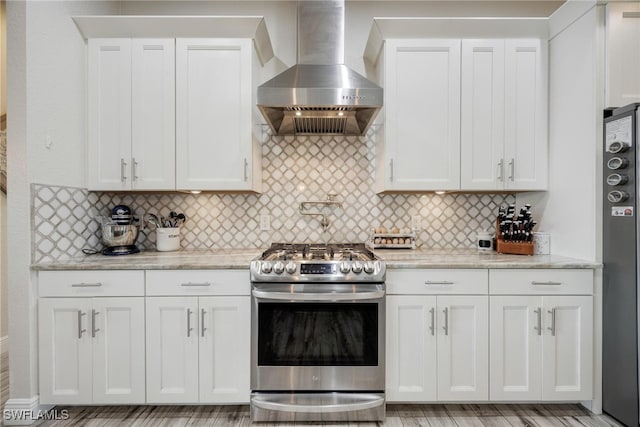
[257,1,383,136]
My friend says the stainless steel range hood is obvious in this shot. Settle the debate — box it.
[257,0,383,136]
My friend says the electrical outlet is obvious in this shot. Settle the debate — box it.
[411,216,421,231]
[260,214,271,231]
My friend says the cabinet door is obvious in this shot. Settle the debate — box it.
[606,2,640,107]
[504,39,548,190]
[131,39,175,190]
[542,295,593,400]
[436,295,488,401]
[39,298,93,404]
[383,39,461,191]
[460,40,506,190]
[489,296,542,400]
[386,295,437,402]
[146,297,199,403]
[198,296,250,403]
[176,38,254,191]
[92,298,146,404]
[88,38,132,191]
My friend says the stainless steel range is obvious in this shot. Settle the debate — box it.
[250,243,386,422]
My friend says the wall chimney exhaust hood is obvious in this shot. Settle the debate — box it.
[257,0,383,136]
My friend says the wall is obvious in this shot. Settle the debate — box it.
[32,130,514,262]
[517,2,601,260]
[6,0,120,409]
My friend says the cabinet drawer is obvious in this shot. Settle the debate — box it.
[490,269,593,295]
[146,270,250,296]
[39,270,144,297]
[386,269,488,295]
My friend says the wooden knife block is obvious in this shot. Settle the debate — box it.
[495,219,534,255]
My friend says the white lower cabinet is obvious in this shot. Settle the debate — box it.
[145,295,250,404]
[489,270,593,401]
[386,269,489,402]
[38,270,146,405]
[38,297,146,404]
[144,270,251,404]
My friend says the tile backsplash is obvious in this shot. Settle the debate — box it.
[32,129,515,263]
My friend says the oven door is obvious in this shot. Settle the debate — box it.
[251,283,385,392]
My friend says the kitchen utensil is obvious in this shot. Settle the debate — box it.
[156,227,181,252]
[101,223,140,255]
[111,204,133,225]
[144,213,161,228]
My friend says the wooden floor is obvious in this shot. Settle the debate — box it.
[0,353,625,427]
[20,403,623,427]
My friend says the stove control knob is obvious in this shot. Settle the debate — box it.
[363,262,375,274]
[608,190,629,203]
[285,262,297,274]
[261,262,272,274]
[339,262,351,274]
[352,261,363,274]
[273,261,285,275]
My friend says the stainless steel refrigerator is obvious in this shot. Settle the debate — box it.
[603,102,640,427]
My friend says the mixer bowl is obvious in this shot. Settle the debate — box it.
[101,223,140,247]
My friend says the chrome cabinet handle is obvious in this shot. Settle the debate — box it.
[534,307,542,336]
[187,308,193,337]
[132,158,139,182]
[201,308,207,337]
[442,307,449,336]
[531,281,562,286]
[429,307,435,336]
[244,158,248,182]
[121,158,128,182]
[91,309,100,338]
[389,159,394,182]
[180,282,212,287]
[508,158,515,181]
[497,159,504,182]
[547,308,556,336]
[77,310,87,339]
[71,282,103,287]
[425,280,454,285]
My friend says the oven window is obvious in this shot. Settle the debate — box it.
[258,302,378,366]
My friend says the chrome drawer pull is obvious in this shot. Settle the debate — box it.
[71,282,103,287]
[180,282,212,287]
[531,281,562,286]
[425,280,454,285]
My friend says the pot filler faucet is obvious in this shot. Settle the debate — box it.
[299,193,343,231]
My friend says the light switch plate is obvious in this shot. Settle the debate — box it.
[260,214,270,231]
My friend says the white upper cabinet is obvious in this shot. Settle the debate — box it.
[460,40,505,190]
[175,38,261,192]
[88,39,133,191]
[88,38,175,191]
[365,19,549,192]
[380,39,461,191]
[83,17,273,192]
[503,39,548,190]
[461,39,547,190]
[606,2,640,108]
[131,39,176,190]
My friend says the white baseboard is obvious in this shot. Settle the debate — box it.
[2,396,55,425]
[0,335,8,354]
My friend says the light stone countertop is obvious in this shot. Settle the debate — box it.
[31,247,601,270]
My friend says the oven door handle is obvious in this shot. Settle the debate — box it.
[251,289,385,301]
[251,394,385,414]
